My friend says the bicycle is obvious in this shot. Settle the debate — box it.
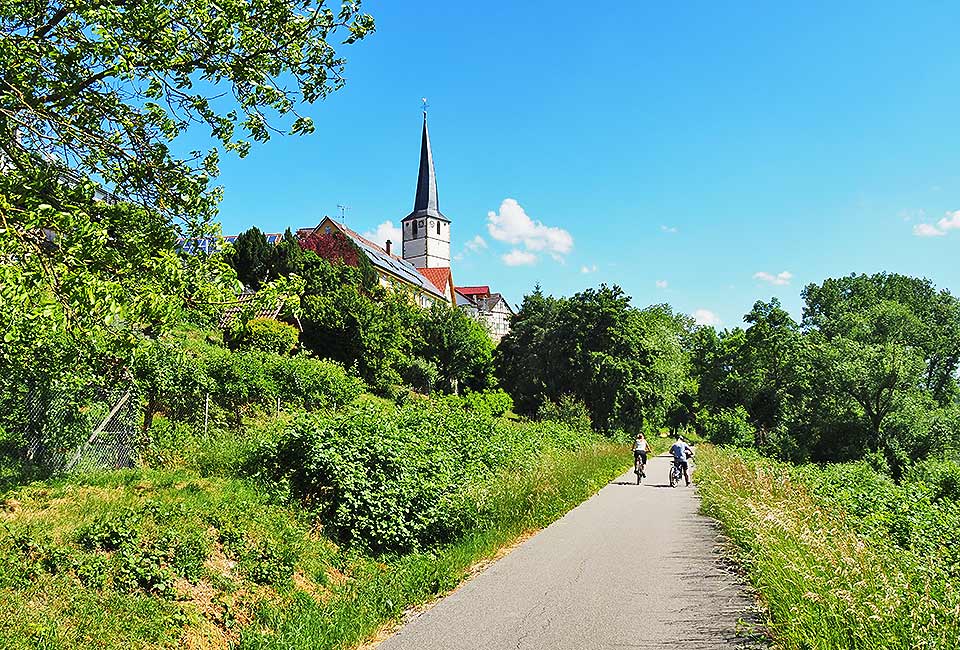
[669,459,685,488]
[633,455,646,484]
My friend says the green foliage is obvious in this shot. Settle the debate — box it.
[234,317,300,355]
[497,285,692,432]
[227,227,276,290]
[461,389,514,418]
[250,399,603,554]
[1,0,374,222]
[537,395,593,435]
[297,253,421,390]
[400,357,440,394]
[697,446,960,650]
[698,406,754,447]
[414,304,496,393]
[693,277,960,470]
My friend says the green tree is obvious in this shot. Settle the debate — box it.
[497,285,692,433]
[415,304,495,393]
[227,227,274,290]
[297,252,421,391]
[803,273,960,403]
[1,0,374,222]
[494,286,564,416]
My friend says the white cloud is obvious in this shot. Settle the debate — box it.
[363,220,402,251]
[660,225,678,234]
[487,199,573,260]
[502,249,537,266]
[753,271,793,286]
[655,280,669,289]
[693,309,722,327]
[938,210,960,232]
[914,223,946,237]
[464,235,487,252]
[912,209,960,238]
[580,264,598,274]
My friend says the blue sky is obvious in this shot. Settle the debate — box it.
[206,1,960,328]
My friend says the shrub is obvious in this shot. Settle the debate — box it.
[699,406,754,447]
[462,389,514,417]
[250,399,603,554]
[400,357,439,394]
[236,318,300,355]
[265,355,364,410]
[537,395,592,434]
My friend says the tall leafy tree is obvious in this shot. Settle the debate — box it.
[803,273,960,403]
[1,0,375,222]
[415,304,495,393]
[497,285,691,432]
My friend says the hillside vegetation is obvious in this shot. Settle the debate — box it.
[0,398,627,649]
[697,446,960,650]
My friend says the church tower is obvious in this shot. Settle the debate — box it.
[401,111,450,268]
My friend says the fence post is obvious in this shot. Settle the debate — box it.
[204,393,210,435]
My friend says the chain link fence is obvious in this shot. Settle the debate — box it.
[18,381,143,474]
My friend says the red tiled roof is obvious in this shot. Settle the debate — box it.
[457,285,490,296]
[418,267,452,293]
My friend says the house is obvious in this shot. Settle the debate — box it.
[303,216,449,308]
[455,286,515,341]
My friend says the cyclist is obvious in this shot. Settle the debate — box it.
[669,434,694,486]
[632,433,649,477]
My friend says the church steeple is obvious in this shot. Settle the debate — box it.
[401,106,452,268]
[406,111,448,223]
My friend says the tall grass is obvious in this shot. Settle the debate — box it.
[696,446,960,650]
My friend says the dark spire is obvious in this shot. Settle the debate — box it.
[405,111,449,222]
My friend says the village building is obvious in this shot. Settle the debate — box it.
[455,286,515,342]
[304,216,449,308]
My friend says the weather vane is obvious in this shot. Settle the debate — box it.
[421,97,429,118]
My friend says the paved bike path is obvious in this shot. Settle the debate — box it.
[378,454,761,650]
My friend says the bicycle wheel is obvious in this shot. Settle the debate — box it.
[669,466,677,488]
[636,465,642,484]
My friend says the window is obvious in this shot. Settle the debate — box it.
[412,220,418,237]
[437,221,441,235]
[324,225,331,234]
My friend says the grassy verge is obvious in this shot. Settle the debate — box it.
[0,442,628,649]
[241,441,628,649]
[695,445,960,650]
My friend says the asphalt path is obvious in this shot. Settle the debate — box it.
[378,453,762,650]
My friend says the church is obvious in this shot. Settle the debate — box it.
[258,110,514,336]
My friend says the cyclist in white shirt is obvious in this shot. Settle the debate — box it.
[633,433,650,477]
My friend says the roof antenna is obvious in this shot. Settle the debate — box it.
[337,204,351,224]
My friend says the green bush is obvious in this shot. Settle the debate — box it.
[250,399,602,554]
[400,357,439,394]
[236,318,300,355]
[699,406,754,447]
[537,395,592,434]
[265,354,364,410]
[462,389,514,417]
